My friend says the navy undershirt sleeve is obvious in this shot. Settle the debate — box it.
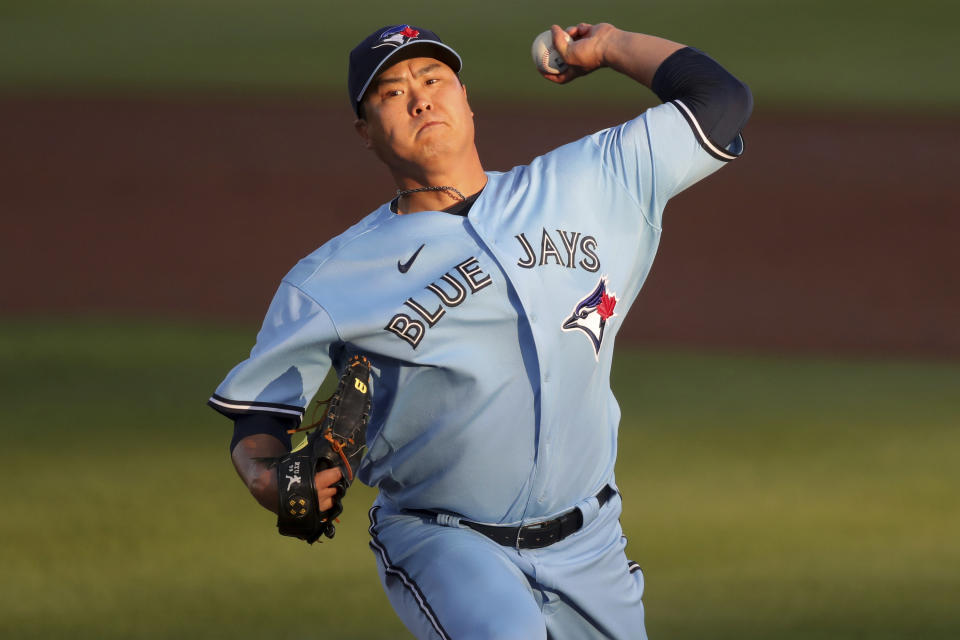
[651,47,753,151]
[230,413,294,452]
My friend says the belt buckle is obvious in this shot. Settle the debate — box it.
[516,517,561,550]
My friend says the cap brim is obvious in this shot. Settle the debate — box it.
[354,40,463,105]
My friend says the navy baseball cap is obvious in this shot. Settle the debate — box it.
[348,24,463,117]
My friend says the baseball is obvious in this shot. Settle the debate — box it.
[531,29,570,74]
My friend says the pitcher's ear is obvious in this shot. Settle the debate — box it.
[354,118,372,150]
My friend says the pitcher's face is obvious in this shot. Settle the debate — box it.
[356,56,475,171]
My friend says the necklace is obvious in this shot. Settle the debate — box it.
[396,185,466,202]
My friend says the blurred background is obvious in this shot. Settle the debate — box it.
[2,1,957,638]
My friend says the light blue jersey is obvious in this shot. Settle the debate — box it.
[210,101,741,525]
[212,97,744,638]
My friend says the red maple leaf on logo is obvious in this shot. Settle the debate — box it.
[400,27,420,39]
[597,292,617,320]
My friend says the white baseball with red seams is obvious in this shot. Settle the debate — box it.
[531,29,571,74]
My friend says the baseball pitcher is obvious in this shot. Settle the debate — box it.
[209,21,751,639]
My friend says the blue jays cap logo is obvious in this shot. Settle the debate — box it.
[373,25,421,49]
[562,277,619,357]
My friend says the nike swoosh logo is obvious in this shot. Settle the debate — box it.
[398,244,425,273]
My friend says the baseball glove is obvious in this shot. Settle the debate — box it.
[276,355,372,543]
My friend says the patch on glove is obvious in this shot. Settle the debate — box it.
[276,355,372,543]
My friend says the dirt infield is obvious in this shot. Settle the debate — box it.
[2,96,957,357]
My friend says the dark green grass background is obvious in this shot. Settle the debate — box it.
[2,320,958,638]
[1,0,958,111]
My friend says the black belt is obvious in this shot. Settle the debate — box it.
[414,485,615,550]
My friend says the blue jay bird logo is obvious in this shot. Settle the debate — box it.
[562,277,619,357]
[374,25,421,49]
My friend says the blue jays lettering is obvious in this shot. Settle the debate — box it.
[515,228,599,271]
[384,256,492,348]
[515,228,617,355]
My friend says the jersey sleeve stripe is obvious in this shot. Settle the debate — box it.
[671,99,743,162]
[207,394,305,422]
